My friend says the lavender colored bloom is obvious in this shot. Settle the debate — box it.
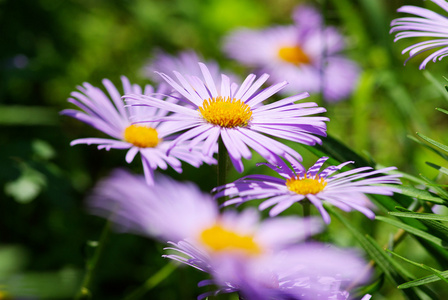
[88,169,367,300]
[143,49,238,84]
[124,63,328,173]
[214,157,401,224]
[223,5,360,102]
[165,241,369,300]
[61,76,215,185]
[391,0,448,69]
[88,169,322,245]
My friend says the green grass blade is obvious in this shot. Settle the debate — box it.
[387,185,447,205]
[387,250,448,285]
[375,216,447,248]
[389,211,448,222]
[408,135,448,161]
[426,162,448,176]
[399,270,448,289]
[420,175,448,201]
[436,107,448,115]
[417,133,448,155]
[423,71,448,102]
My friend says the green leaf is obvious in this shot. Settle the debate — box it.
[387,250,448,285]
[408,135,448,161]
[387,185,447,205]
[394,207,448,246]
[420,175,448,201]
[375,216,447,248]
[423,71,448,102]
[436,107,448,115]
[399,270,448,289]
[389,211,448,222]
[417,132,448,155]
[426,162,448,177]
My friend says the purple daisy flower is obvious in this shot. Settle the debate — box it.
[88,169,367,300]
[87,169,322,245]
[124,63,328,173]
[143,49,238,84]
[214,156,401,224]
[391,0,448,69]
[223,5,360,102]
[61,76,215,185]
[165,241,369,300]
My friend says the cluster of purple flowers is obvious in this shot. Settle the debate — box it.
[59,3,419,300]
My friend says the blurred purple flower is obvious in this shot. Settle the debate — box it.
[88,169,368,300]
[223,5,360,102]
[87,169,322,245]
[214,156,401,223]
[166,241,369,300]
[124,63,328,173]
[391,0,448,69]
[61,76,215,185]
[143,49,238,84]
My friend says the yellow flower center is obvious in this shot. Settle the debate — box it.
[200,224,262,256]
[278,46,311,65]
[198,96,252,128]
[123,125,160,148]
[286,174,327,195]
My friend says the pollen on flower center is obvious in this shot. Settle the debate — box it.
[123,125,160,148]
[286,174,327,195]
[198,96,252,128]
[200,224,262,256]
[278,45,311,65]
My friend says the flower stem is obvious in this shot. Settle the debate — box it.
[123,262,177,300]
[218,136,228,188]
[302,201,311,217]
[75,220,111,299]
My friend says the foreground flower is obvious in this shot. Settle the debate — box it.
[214,157,401,223]
[87,169,322,245]
[142,49,238,84]
[124,63,328,173]
[61,76,215,185]
[391,0,448,69]
[88,169,368,299]
[166,241,369,300]
[223,5,359,102]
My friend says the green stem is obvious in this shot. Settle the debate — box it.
[218,137,228,188]
[124,262,177,300]
[75,220,111,299]
[302,201,311,218]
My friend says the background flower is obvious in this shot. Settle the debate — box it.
[142,49,239,84]
[223,5,360,102]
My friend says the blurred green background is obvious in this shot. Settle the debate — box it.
[2,0,448,299]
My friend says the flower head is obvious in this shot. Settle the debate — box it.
[87,169,322,246]
[124,63,328,173]
[223,5,360,102]
[88,169,367,300]
[214,157,401,223]
[61,76,215,185]
[390,0,448,69]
